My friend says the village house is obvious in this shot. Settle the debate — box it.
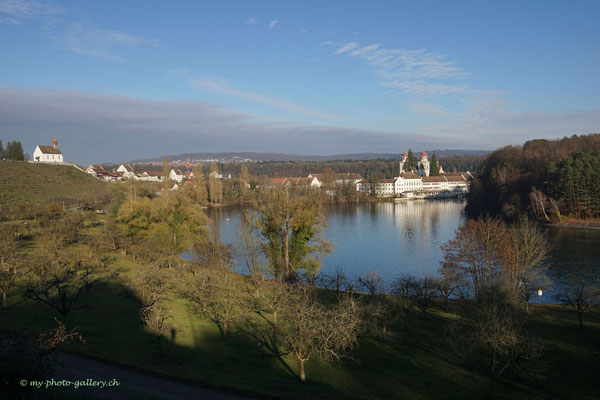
[169,168,195,183]
[116,164,136,179]
[268,176,321,188]
[135,171,164,182]
[308,172,364,185]
[33,136,63,163]
[170,168,185,182]
[209,171,232,179]
[86,164,108,179]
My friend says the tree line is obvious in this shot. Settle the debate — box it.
[466,134,600,220]
[0,140,25,161]
[208,155,484,179]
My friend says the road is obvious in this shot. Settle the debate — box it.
[52,350,254,400]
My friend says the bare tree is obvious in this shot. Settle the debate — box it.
[392,274,436,312]
[447,284,545,400]
[182,268,245,338]
[504,219,549,287]
[0,319,83,399]
[358,270,384,295]
[247,280,294,327]
[433,263,464,310]
[529,188,551,221]
[326,266,349,296]
[441,217,509,295]
[277,287,361,382]
[519,269,550,313]
[24,257,96,321]
[555,279,600,329]
[237,210,269,296]
[193,229,234,271]
[129,264,172,357]
[360,296,402,338]
[0,225,23,307]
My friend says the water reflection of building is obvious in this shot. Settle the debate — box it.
[391,200,465,245]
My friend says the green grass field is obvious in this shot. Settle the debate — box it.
[1,197,599,399]
[2,248,599,400]
[0,161,112,207]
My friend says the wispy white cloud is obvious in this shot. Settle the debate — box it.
[408,102,454,118]
[334,42,358,55]
[169,68,192,77]
[268,19,278,28]
[329,41,467,98]
[0,0,65,21]
[382,80,465,97]
[63,22,159,62]
[459,91,510,125]
[0,16,20,23]
[191,77,339,120]
[246,17,256,24]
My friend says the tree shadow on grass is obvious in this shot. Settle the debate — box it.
[1,279,355,400]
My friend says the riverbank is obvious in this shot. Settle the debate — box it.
[546,219,600,230]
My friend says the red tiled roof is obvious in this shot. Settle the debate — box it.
[270,177,288,185]
[309,173,363,181]
[145,171,163,177]
[422,176,447,183]
[270,177,317,186]
[400,172,421,179]
[444,174,466,182]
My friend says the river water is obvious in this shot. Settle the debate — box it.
[206,200,600,303]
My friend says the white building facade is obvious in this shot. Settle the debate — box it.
[356,172,471,198]
[33,136,63,163]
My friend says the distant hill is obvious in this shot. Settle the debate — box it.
[130,150,489,164]
[0,161,111,207]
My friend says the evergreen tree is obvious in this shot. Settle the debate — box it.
[368,174,380,197]
[430,154,440,176]
[0,140,4,159]
[406,149,417,172]
[5,141,24,161]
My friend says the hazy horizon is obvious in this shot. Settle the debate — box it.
[1,0,599,164]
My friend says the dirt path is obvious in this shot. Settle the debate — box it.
[52,350,254,400]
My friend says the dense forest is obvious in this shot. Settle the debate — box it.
[466,134,600,221]
[212,155,485,179]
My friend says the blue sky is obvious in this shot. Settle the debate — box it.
[1,0,599,163]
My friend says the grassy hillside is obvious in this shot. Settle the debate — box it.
[1,212,599,399]
[0,161,112,207]
[4,263,599,400]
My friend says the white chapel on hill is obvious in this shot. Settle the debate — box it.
[33,136,64,163]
